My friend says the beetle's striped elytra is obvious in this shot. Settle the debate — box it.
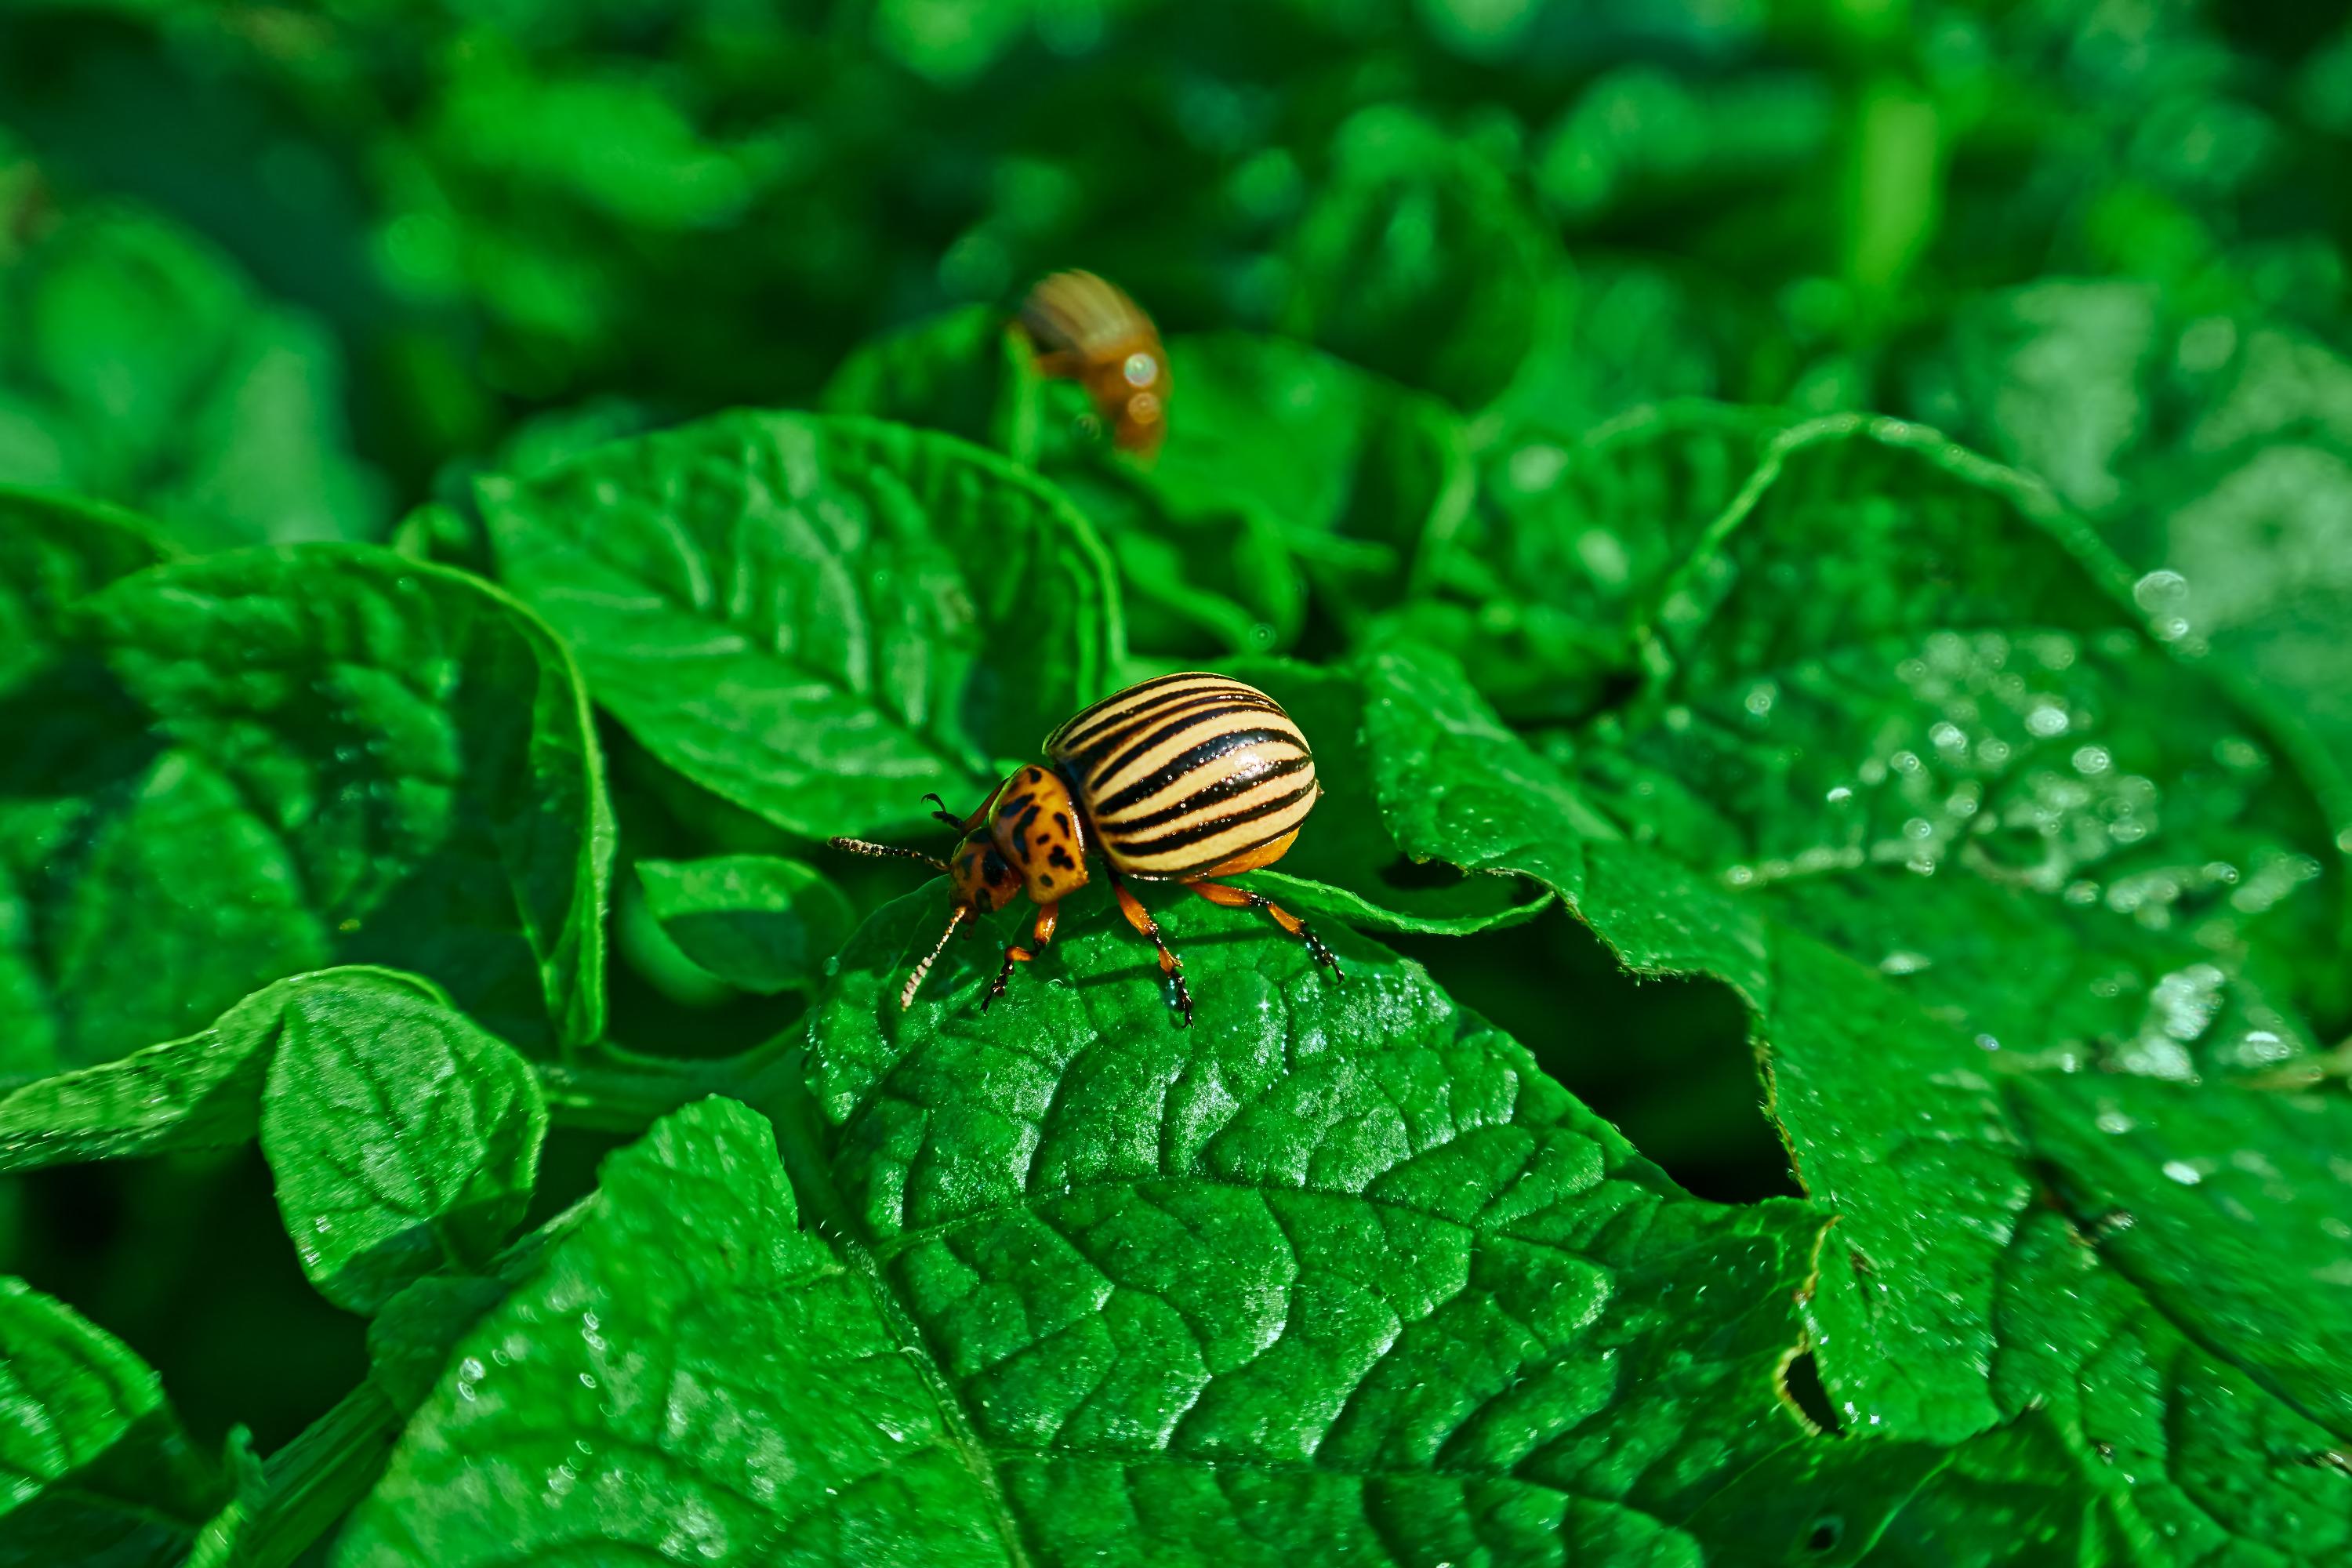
[830,672,1336,1023]
[1016,270,1170,458]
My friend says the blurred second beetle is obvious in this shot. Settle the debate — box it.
[1017,269,1171,457]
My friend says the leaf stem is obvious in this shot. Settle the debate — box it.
[239,1383,405,1568]
[534,1036,801,1132]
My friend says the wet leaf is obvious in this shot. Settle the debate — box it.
[1577,413,2348,1077]
[1920,280,2352,816]
[2013,1075,2352,1445]
[1976,1207,2351,1561]
[1279,637,2352,1510]
[1251,641,2031,1442]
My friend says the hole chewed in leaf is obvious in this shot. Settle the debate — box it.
[1390,908,1803,1204]
[1777,1340,1844,1436]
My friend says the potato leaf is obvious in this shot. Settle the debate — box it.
[260,979,546,1314]
[1279,638,2352,1546]
[0,205,386,550]
[343,891,1843,1563]
[0,967,447,1174]
[55,544,612,1057]
[479,411,1122,837]
[1589,413,2348,1076]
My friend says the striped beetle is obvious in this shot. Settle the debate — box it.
[830,672,1338,1023]
[1016,270,1169,458]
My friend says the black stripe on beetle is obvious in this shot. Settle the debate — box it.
[1080,702,1281,791]
[1106,753,1314,834]
[1093,727,1294,816]
[1049,671,1232,744]
[1112,782,1319,858]
[1054,681,1268,759]
[1061,694,1279,774]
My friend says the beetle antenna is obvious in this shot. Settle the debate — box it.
[902,906,970,1009]
[829,837,949,873]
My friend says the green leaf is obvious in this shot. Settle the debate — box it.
[0,488,172,1073]
[1284,107,1568,411]
[1256,641,2032,1442]
[1976,1207,2351,1562]
[1284,636,2352,1534]
[1922,283,2352,821]
[0,1276,222,1566]
[361,1199,590,1418]
[24,543,614,1060]
[811,891,1824,1560]
[635,855,855,995]
[822,321,1471,658]
[260,980,547,1314]
[332,1098,1021,1567]
[1685,1408,2133,1567]
[363,1276,511,1419]
[1581,413,2349,1076]
[350,895,1836,1562]
[478,411,1122,837]
[1226,657,1555,935]
[2012,1074,2352,1443]
[0,967,445,1175]
[0,485,169,674]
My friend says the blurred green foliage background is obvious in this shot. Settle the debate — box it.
[5,0,2352,1479]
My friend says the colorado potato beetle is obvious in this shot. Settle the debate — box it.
[830,672,1338,1023]
[1016,270,1170,457]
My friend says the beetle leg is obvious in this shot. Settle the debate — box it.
[1105,869,1192,1025]
[1189,880,1343,980]
[983,902,1059,1012]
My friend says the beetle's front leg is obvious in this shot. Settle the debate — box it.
[982,901,1059,1011]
